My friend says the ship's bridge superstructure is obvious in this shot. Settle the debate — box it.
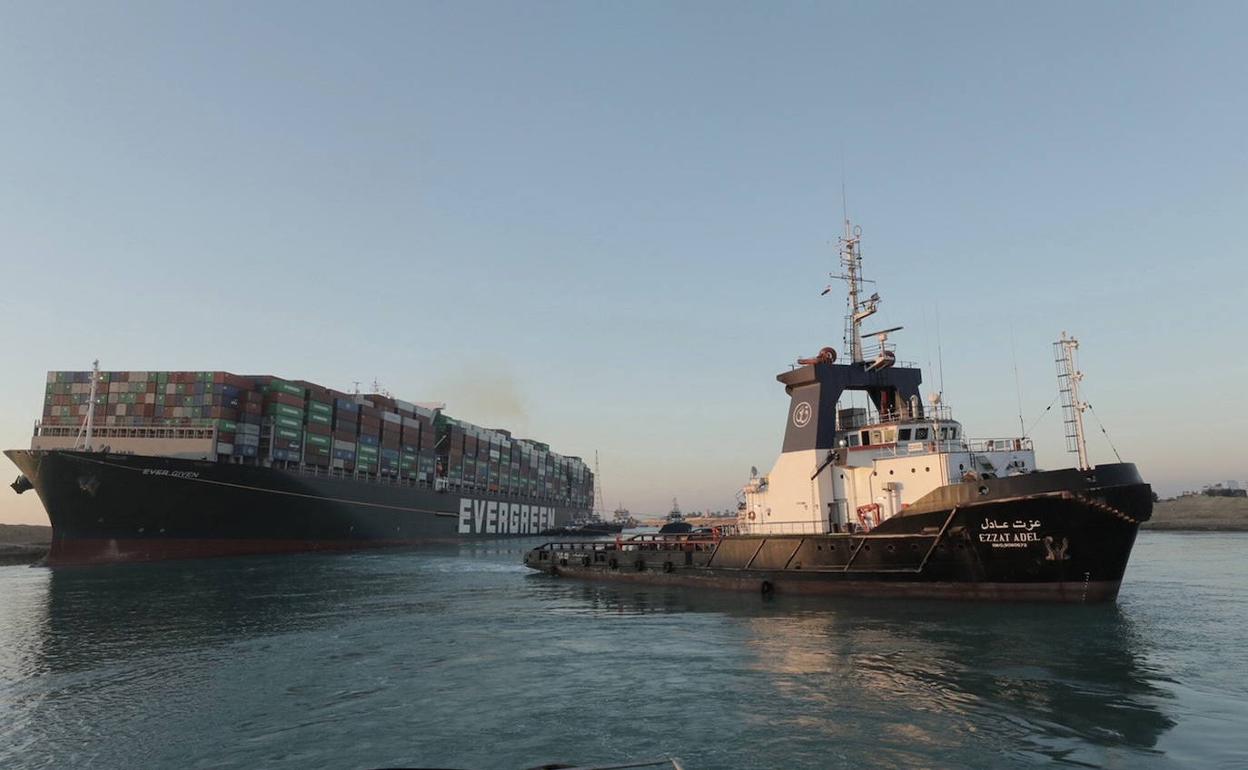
[739,219,1036,535]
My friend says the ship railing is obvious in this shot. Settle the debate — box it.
[965,437,1033,453]
[286,462,579,506]
[736,520,828,535]
[837,405,954,430]
[873,436,1032,458]
[537,532,722,554]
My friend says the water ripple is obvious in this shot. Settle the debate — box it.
[1,534,1246,769]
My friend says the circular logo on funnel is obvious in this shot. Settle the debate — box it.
[792,401,812,428]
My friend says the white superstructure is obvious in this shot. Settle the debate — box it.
[739,221,1036,535]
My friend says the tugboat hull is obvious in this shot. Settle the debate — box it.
[524,464,1152,603]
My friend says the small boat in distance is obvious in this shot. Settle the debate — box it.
[658,498,692,534]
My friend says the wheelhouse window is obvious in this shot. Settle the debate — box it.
[871,429,883,445]
[898,428,911,441]
[860,430,870,445]
[915,428,929,440]
[884,429,897,443]
[848,434,860,447]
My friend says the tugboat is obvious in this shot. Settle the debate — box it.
[658,498,692,534]
[524,220,1152,602]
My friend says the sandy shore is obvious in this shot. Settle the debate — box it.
[0,524,51,566]
[1143,496,1248,531]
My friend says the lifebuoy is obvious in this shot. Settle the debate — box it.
[856,503,880,530]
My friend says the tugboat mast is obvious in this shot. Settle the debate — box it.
[1055,333,1090,470]
[834,219,879,363]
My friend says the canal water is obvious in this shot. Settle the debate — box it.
[1,532,1245,769]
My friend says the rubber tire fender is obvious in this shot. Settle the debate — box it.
[760,580,774,595]
[663,561,674,573]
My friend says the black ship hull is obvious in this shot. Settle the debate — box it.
[6,450,582,566]
[525,463,1153,603]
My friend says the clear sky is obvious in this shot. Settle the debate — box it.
[2,1,1246,524]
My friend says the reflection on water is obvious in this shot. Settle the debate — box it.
[556,585,1175,766]
[31,552,458,673]
[0,535,1244,769]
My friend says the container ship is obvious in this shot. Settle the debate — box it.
[524,220,1152,602]
[6,374,592,565]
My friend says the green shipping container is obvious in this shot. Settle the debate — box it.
[275,426,302,441]
[266,380,304,397]
[267,403,303,419]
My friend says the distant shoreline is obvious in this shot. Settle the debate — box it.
[1141,497,1248,532]
[0,524,50,566]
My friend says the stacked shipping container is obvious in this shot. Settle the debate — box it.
[38,370,592,505]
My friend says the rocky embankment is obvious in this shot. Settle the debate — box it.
[1143,497,1248,531]
[0,524,51,565]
